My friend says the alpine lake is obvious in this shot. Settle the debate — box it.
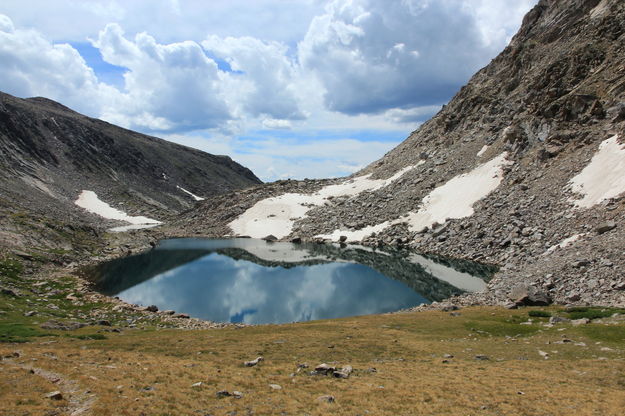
[87,238,496,325]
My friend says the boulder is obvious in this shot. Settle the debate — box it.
[508,284,552,306]
[262,234,278,242]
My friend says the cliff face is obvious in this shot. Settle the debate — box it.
[182,0,625,306]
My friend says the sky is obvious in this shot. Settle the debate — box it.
[0,0,537,181]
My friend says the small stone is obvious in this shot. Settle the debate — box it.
[163,310,175,315]
[333,365,352,379]
[192,382,203,387]
[97,320,111,326]
[595,221,616,234]
[549,316,570,324]
[45,391,63,400]
[316,395,335,403]
[314,363,336,375]
[216,390,231,398]
[24,311,37,317]
[232,391,243,399]
[571,318,590,326]
[474,355,490,361]
[443,354,454,359]
[244,356,264,367]
[339,235,348,243]
[146,305,158,312]
[269,384,282,390]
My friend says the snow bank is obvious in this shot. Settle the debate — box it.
[544,233,584,255]
[177,185,205,201]
[228,164,419,239]
[318,153,512,241]
[569,135,625,208]
[75,190,161,225]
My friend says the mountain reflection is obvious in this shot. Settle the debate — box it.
[87,238,495,324]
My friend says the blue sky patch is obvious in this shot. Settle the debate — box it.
[70,42,127,88]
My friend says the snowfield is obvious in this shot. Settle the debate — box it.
[75,190,161,226]
[318,153,512,241]
[228,163,420,239]
[569,135,625,208]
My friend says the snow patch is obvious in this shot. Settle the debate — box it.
[228,164,419,239]
[177,185,205,201]
[569,135,625,208]
[75,190,161,225]
[544,234,585,255]
[477,145,489,157]
[318,153,512,241]
[108,224,161,233]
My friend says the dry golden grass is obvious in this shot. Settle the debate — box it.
[1,307,624,415]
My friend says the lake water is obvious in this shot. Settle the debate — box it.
[88,238,495,324]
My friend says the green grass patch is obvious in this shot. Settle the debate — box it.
[577,325,625,343]
[0,257,23,281]
[528,310,552,318]
[0,322,53,343]
[464,319,540,337]
[70,333,107,340]
[565,308,625,320]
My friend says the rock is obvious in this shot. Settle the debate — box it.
[333,365,353,379]
[146,305,158,312]
[232,391,243,399]
[191,382,203,387]
[0,287,19,297]
[316,395,335,403]
[571,318,590,326]
[45,391,63,400]
[548,316,570,324]
[339,235,348,243]
[24,311,36,317]
[175,313,190,319]
[269,384,282,390]
[262,234,278,242]
[508,284,552,306]
[314,363,336,375]
[595,221,616,234]
[572,259,591,268]
[163,310,175,315]
[244,356,264,367]
[290,237,302,244]
[216,390,232,398]
[443,354,454,359]
[474,355,490,361]
[97,320,111,326]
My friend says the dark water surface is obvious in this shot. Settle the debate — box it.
[88,239,495,324]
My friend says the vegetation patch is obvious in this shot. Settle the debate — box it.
[0,322,52,343]
[528,310,552,318]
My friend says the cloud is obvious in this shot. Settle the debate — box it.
[94,23,232,132]
[0,14,119,115]
[165,131,402,181]
[202,35,305,121]
[298,0,535,116]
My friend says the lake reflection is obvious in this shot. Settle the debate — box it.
[88,239,495,324]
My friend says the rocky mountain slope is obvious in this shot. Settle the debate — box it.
[177,0,625,307]
[0,91,260,252]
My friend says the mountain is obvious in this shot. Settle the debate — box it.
[178,0,625,307]
[0,91,260,252]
